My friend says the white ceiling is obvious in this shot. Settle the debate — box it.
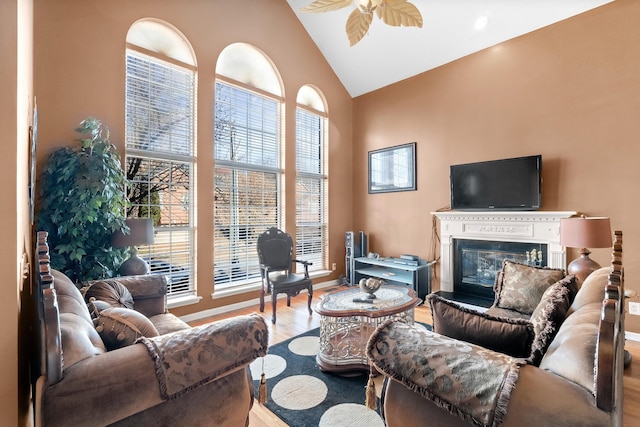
[286,0,614,97]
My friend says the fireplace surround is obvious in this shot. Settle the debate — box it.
[432,211,576,306]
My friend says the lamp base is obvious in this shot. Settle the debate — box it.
[119,247,150,276]
[567,248,601,286]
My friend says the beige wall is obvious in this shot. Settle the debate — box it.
[33,0,354,317]
[353,0,640,332]
[3,0,34,425]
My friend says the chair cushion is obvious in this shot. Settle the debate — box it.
[527,278,573,366]
[428,293,535,358]
[494,260,566,315]
[84,279,134,309]
[94,307,159,350]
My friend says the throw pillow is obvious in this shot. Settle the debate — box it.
[86,297,112,319]
[494,260,565,315]
[527,278,573,366]
[94,307,159,350]
[84,279,134,310]
[427,293,535,358]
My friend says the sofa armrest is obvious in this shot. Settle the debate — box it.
[367,319,523,427]
[115,274,169,317]
[138,312,268,399]
[43,313,268,427]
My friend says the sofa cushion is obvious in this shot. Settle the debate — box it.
[94,307,159,350]
[85,279,134,309]
[527,279,573,366]
[494,260,566,315]
[428,293,535,358]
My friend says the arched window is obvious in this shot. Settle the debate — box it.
[295,86,328,272]
[125,19,197,297]
[214,43,284,289]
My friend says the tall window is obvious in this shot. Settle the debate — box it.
[125,20,197,296]
[214,43,283,289]
[295,86,328,272]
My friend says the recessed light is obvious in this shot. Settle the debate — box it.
[474,15,489,30]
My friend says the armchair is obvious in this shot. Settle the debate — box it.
[33,231,269,426]
[256,227,313,324]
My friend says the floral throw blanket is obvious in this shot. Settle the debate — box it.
[139,313,268,400]
[366,320,522,427]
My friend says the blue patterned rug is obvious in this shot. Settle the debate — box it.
[249,323,431,427]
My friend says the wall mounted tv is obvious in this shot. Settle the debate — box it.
[450,155,542,211]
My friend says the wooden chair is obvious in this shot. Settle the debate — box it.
[257,227,313,324]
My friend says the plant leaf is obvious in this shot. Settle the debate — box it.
[377,0,423,27]
[299,0,352,13]
[346,8,373,46]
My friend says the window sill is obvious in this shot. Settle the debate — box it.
[167,293,202,309]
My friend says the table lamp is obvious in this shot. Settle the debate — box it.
[560,216,612,284]
[112,218,155,276]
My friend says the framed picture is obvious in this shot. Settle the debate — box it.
[29,98,38,224]
[368,142,417,194]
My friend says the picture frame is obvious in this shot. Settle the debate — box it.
[368,142,417,194]
[29,98,38,224]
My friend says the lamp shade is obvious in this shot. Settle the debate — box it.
[560,217,612,249]
[112,218,155,248]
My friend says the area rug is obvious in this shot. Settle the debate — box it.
[249,323,431,427]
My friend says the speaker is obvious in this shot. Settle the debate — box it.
[345,231,355,285]
[359,231,368,258]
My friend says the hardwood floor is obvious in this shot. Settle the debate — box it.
[189,285,640,427]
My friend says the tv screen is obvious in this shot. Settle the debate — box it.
[450,155,542,211]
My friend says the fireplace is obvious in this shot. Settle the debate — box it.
[453,239,548,302]
[432,211,576,308]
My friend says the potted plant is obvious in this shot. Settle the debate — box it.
[36,117,130,282]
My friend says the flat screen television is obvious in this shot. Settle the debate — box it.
[450,155,542,211]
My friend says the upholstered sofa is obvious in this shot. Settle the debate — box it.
[34,232,269,427]
[367,238,624,426]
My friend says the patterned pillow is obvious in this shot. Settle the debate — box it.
[527,278,574,366]
[428,293,535,358]
[366,320,522,427]
[495,260,566,315]
[84,279,134,309]
[94,307,159,350]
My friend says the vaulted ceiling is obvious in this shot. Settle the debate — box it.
[286,0,614,97]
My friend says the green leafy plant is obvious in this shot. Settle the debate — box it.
[36,117,130,282]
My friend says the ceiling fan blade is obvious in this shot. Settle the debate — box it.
[377,0,423,27]
[299,0,353,13]
[346,8,373,46]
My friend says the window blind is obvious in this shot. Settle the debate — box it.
[295,107,328,272]
[125,50,196,295]
[214,81,282,287]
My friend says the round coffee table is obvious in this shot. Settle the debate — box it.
[314,285,421,373]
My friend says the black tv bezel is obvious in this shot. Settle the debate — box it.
[449,154,542,211]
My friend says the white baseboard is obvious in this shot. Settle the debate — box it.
[179,279,339,323]
[626,331,640,342]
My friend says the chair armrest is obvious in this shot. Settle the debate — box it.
[427,293,535,358]
[367,319,523,427]
[293,259,312,276]
[43,313,268,427]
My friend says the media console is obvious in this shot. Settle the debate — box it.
[354,257,434,302]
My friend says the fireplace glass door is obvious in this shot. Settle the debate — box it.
[453,239,548,301]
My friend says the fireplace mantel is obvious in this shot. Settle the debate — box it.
[432,211,576,293]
